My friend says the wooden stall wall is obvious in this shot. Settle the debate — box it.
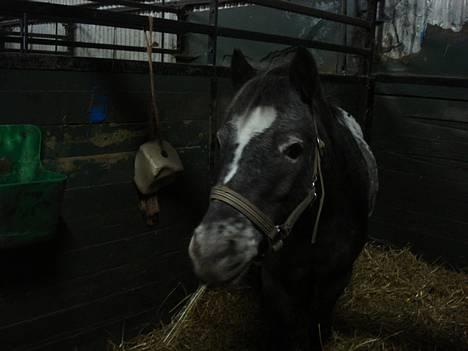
[368,24,468,269]
[0,56,212,351]
[369,83,468,269]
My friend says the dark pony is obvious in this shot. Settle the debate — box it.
[189,47,378,350]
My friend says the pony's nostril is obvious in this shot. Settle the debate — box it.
[227,238,236,250]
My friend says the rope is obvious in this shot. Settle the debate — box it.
[311,147,325,244]
[144,15,165,152]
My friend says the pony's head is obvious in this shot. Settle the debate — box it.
[189,48,327,285]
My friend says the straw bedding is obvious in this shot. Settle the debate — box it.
[115,244,467,351]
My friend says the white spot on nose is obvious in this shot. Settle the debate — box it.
[223,106,277,184]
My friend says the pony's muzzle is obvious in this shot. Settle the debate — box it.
[188,218,262,285]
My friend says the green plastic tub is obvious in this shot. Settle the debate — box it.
[0,125,66,248]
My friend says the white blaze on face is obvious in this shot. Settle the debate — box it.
[223,106,277,184]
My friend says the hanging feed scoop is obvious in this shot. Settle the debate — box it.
[133,15,184,225]
[133,15,184,195]
[134,140,183,195]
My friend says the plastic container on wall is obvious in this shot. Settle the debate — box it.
[0,125,66,248]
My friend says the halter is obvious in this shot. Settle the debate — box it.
[210,137,326,251]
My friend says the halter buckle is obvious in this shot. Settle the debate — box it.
[271,225,285,251]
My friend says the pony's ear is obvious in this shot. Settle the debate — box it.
[289,47,321,104]
[231,49,255,90]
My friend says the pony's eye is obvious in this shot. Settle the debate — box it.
[283,142,303,160]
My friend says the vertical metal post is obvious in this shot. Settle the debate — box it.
[376,0,385,55]
[0,28,5,51]
[55,22,58,53]
[208,0,218,66]
[161,0,165,63]
[208,0,219,182]
[20,12,28,52]
[64,22,75,56]
[364,0,379,142]
[338,0,348,73]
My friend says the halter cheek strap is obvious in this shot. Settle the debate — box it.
[210,139,325,251]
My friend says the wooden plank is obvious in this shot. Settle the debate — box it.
[110,91,212,123]
[375,168,468,224]
[46,151,134,189]
[369,218,468,269]
[60,206,150,250]
[372,113,468,145]
[44,146,208,189]
[0,70,211,93]
[57,177,208,249]
[373,95,468,123]
[375,82,468,101]
[0,224,193,291]
[42,123,147,158]
[374,148,468,185]
[62,182,139,220]
[0,241,193,329]
[371,204,468,244]
[30,324,121,351]
[0,252,194,351]
[42,120,208,159]
[0,91,211,125]
[373,135,468,164]
[61,185,206,252]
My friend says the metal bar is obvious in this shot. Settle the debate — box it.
[6,32,68,39]
[0,5,147,28]
[208,0,218,65]
[86,0,180,14]
[0,52,219,75]
[365,0,378,75]
[1,36,179,55]
[321,73,368,84]
[249,0,370,29]
[374,92,468,103]
[217,26,370,56]
[208,0,219,178]
[337,0,348,73]
[363,0,379,142]
[0,52,374,82]
[0,1,370,56]
[0,1,203,32]
[63,21,75,56]
[54,21,58,53]
[161,0,166,63]
[20,12,27,52]
[375,0,385,55]
[1,48,70,56]
[374,73,468,88]
[177,0,370,28]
